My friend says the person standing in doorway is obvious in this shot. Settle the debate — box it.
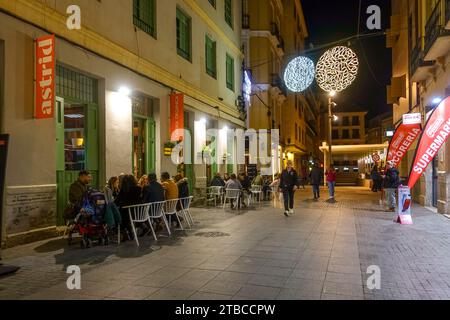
[310,163,323,200]
[279,160,299,217]
[325,167,337,203]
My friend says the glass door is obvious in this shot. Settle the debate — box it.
[133,117,147,178]
[432,156,439,208]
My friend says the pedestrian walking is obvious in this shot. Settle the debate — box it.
[325,167,337,203]
[279,160,299,217]
[310,163,323,200]
[371,164,382,192]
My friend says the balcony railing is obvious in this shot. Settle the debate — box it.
[242,14,250,29]
[425,0,450,54]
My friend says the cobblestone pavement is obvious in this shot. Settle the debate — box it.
[1,186,450,300]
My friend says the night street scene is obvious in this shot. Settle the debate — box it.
[1,0,450,313]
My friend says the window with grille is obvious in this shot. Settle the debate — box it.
[352,129,360,139]
[56,65,98,103]
[226,54,235,91]
[225,0,233,29]
[177,8,192,61]
[133,0,156,38]
[205,36,217,78]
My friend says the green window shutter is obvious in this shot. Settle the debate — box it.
[177,8,191,61]
[134,0,156,37]
[86,104,99,171]
[226,54,234,91]
[148,119,156,173]
[205,36,217,78]
[225,0,233,28]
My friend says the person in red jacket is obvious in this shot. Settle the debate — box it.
[325,167,337,203]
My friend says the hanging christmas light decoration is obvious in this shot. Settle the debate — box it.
[283,56,315,93]
[316,46,359,93]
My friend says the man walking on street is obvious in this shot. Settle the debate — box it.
[310,163,323,200]
[279,160,299,217]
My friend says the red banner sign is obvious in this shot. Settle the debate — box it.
[170,93,184,141]
[386,123,422,168]
[35,35,55,119]
[408,97,450,189]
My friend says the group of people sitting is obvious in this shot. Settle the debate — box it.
[209,171,282,209]
[69,170,190,242]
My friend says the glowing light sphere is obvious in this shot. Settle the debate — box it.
[283,56,315,93]
[316,46,359,93]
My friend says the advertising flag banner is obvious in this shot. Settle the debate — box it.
[170,93,184,141]
[35,34,55,119]
[386,123,422,168]
[397,185,413,225]
[408,96,450,190]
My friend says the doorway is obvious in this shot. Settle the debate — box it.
[55,65,99,225]
[132,95,155,179]
[432,156,439,208]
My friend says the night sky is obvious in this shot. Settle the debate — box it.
[301,0,392,119]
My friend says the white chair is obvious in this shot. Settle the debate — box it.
[223,189,241,210]
[164,199,184,231]
[122,203,151,247]
[250,185,263,204]
[269,186,280,201]
[206,186,224,207]
[147,201,171,240]
[179,196,195,228]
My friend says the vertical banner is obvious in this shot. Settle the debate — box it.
[397,185,413,225]
[35,34,55,119]
[408,97,450,190]
[170,93,184,141]
[386,123,422,168]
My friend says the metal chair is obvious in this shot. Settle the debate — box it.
[223,189,241,210]
[250,185,263,204]
[179,196,195,228]
[122,203,151,247]
[147,201,170,240]
[206,186,224,207]
[164,199,184,231]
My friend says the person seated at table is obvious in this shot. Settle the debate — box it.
[210,173,225,187]
[226,174,242,209]
[161,172,179,200]
[251,171,263,186]
[143,173,165,204]
[115,174,142,241]
[223,173,230,182]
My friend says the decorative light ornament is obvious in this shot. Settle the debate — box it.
[316,46,359,93]
[283,56,315,92]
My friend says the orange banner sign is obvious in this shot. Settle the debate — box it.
[170,93,184,141]
[35,35,55,119]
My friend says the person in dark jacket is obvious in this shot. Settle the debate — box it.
[310,163,323,200]
[210,173,225,187]
[68,170,92,208]
[143,173,165,204]
[384,161,400,211]
[115,174,142,241]
[371,164,382,192]
[279,160,299,217]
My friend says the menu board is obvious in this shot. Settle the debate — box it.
[247,164,258,180]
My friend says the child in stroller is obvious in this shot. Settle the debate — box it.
[67,189,109,249]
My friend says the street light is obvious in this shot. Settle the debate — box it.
[328,91,337,170]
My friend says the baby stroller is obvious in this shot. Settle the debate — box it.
[66,189,109,249]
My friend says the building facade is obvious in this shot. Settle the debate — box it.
[242,0,321,175]
[366,112,394,144]
[387,0,450,211]
[0,0,245,247]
